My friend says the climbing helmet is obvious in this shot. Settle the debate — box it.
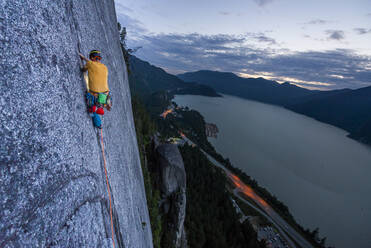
[89,50,102,61]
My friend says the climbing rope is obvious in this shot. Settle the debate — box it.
[100,128,116,248]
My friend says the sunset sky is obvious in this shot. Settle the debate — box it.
[115,0,371,90]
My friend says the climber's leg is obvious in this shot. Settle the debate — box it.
[86,92,102,128]
[92,112,102,129]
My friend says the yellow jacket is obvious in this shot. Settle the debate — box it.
[84,60,109,93]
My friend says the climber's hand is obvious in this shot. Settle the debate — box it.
[78,52,89,62]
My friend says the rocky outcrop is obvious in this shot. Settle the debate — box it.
[205,123,219,138]
[156,144,187,248]
[0,1,152,247]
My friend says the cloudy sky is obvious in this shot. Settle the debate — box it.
[115,0,371,90]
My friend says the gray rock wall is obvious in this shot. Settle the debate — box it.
[156,144,187,248]
[0,0,152,247]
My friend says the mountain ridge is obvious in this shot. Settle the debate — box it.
[129,56,221,100]
[178,70,317,106]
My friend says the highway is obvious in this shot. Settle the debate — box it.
[181,134,314,248]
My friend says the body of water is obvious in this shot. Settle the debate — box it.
[174,94,371,248]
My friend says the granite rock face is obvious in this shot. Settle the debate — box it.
[156,144,187,248]
[0,1,152,247]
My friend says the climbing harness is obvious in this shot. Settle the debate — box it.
[88,91,112,111]
[100,128,116,248]
[86,90,112,111]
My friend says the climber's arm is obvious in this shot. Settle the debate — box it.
[79,53,89,72]
[79,53,89,62]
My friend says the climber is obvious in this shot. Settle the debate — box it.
[79,50,112,129]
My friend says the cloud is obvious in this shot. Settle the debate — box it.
[303,19,329,25]
[219,11,230,15]
[114,4,370,90]
[253,49,371,89]
[249,33,277,44]
[131,32,371,90]
[115,2,133,13]
[367,13,371,17]
[115,3,148,37]
[325,30,345,40]
[354,28,371,35]
[253,0,274,7]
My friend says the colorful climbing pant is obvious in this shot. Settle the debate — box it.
[86,92,96,107]
[86,92,102,128]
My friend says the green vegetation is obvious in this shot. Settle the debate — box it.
[118,23,131,75]
[180,144,266,248]
[131,96,162,248]
[127,53,220,106]
[131,96,156,146]
[119,23,162,247]
[160,102,218,154]
[145,91,172,116]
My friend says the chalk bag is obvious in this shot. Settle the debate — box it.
[97,93,107,104]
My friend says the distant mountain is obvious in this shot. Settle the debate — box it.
[178,70,371,144]
[287,88,351,106]
[178,70,317,106]
[129,57,220,100]
[349,119,371,145]
[287,86,371,137]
